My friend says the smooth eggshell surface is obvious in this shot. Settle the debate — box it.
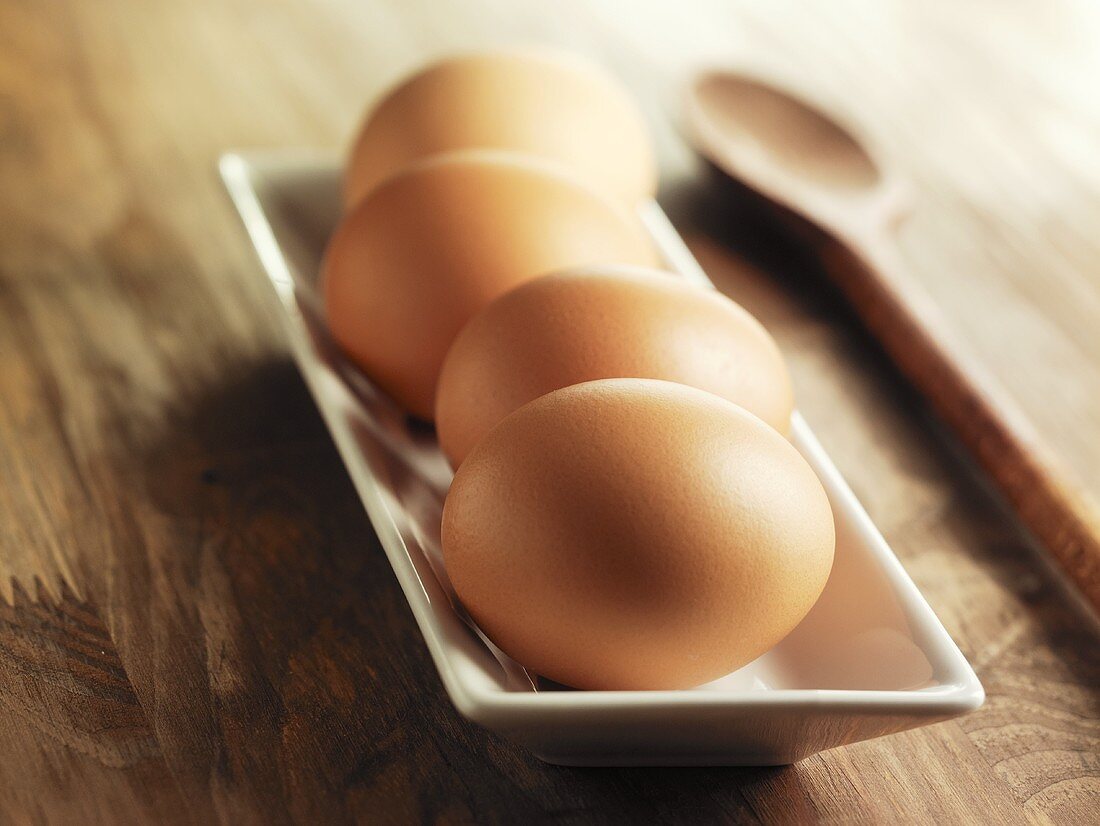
[344,49,657,209]
[441,379,835,691]
[322,152,660,419]
[435,266,794,466]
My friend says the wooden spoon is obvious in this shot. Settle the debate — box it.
[685,70,1100,610]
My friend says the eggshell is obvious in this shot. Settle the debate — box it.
[436,266,793,465]
[441,379,835,691]
[322,152,660,419]
[344,49,657,208]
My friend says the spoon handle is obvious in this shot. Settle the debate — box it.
[828,230,1100,609]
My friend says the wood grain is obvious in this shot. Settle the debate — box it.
[0,0,1097,822]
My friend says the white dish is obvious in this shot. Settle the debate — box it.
[219,151,983,766]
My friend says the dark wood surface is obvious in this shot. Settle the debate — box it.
[1,0,1098,822]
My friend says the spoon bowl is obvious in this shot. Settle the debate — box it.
[686,70,906,239]
[691,72,882,192]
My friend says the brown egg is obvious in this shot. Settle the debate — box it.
[344,49,657,208]
[441,379,835,691]
[322,152,660,420]
[435,266,793,466]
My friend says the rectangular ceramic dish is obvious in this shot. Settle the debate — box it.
[220,150,983,766]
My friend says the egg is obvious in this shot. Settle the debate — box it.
[344,48,657,209]
[441,379,835,690]
[322,151,660,419]
[435,266,793,466]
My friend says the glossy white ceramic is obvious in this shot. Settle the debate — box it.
[219,151,983,766]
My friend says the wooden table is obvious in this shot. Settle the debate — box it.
[1,0,1097,822]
